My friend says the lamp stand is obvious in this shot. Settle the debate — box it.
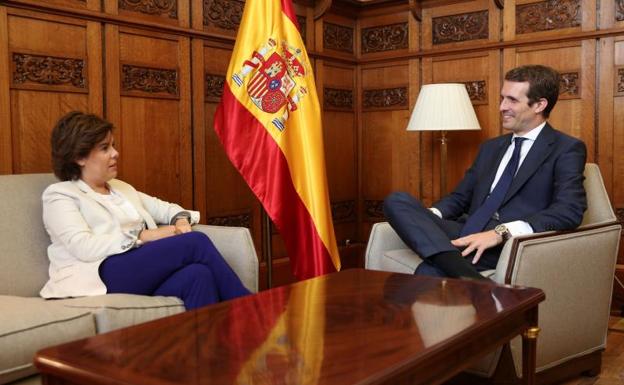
[440,130,448,196]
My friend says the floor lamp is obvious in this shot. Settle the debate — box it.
[406,83,481,196]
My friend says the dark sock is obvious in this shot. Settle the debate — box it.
[429,251,488,280]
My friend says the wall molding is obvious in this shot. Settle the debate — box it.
[8,0,624,65]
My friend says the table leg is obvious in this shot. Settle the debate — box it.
[522,325,540,385]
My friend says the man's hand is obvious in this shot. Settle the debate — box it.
[451,230,504,265]
[174,218,192,234]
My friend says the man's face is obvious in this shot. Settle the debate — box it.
[499,80,546,135]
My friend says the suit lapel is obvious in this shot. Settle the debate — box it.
[502,123,556,205]
[109,179,157,228]
[74,179,112,211]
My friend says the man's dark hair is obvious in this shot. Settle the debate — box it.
[504,65,560,118]
[50,111,113,181]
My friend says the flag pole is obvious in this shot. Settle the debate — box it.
[261,207,272,289]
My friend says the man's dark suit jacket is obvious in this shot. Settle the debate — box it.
[433,123,587,233]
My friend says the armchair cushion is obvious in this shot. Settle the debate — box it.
[0,296,95,384]
[56,294,184,333]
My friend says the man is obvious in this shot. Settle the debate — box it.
[384,65,587,279]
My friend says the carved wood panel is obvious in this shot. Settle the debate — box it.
[432,10,488,45]
[361,23,408,54]
[362,87,408,111]
[205,73,224,103]
[331,200,356,223]
[121,63,179,98]
[323,22,353,53]
[203,0,243,31]
[615,66,624,96]
[516,0,581,34]
[207,212,252,228]
[323,87,353,111]
[296,15,306,43]
[463,80,487,105]
[11,51,87,92]
[364,200,385,221]
[617,0,624,22]
[559,71,580,99]
[118,0,177,19]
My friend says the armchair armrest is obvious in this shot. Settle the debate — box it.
[492,222,621,374]
[364,222,418,273]
[192,225,259,293]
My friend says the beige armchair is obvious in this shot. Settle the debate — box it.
[0,173,259,385]
[364,163,621,383]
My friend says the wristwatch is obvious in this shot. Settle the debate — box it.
[494,224,511,241]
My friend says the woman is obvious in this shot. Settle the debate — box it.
[40,111,250,309]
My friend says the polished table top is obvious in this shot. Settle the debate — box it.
[35,269,544,385]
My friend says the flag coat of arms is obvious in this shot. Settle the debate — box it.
[214,0,341,279]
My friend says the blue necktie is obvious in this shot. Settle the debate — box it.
[460,137,526,237]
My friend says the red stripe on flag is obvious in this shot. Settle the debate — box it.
[214,84,335,279]
[280,0,299,29]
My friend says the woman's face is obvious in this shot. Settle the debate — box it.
[77,131,119,186]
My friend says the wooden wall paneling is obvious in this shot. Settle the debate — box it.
[106,26,193,207]
[104,0,189,28]
[598,37,615,198]
[510,0,593,39]
[191,38,206,219]
[198,0,242,38]
[7,8,100,174]
[428,51,501,196]
[105,24,121,155]
[612,37,624,243]
[319,14,356,61]
[200,42,263,256]
[360,61,414,227]
[604,0,624,30]
[421,0,499,51]
[320,61,358,247]
[9,0,101,12]
[420,57,435,205]
[358,11,410,60]
[505,41,595,160]
[0,6,12,174]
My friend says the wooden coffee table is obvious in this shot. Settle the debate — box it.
[35,269,544,385]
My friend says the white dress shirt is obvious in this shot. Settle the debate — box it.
[430,122,546,237]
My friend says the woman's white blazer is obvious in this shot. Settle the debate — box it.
[39,179,199,299]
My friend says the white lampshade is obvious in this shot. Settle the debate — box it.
[406,83,481,132]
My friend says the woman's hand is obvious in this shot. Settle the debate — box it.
[138,226,177,243]
[174,218,192,234]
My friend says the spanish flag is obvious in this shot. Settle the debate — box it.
[214,0,341,279]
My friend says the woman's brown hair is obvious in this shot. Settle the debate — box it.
[50,111,113,181]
